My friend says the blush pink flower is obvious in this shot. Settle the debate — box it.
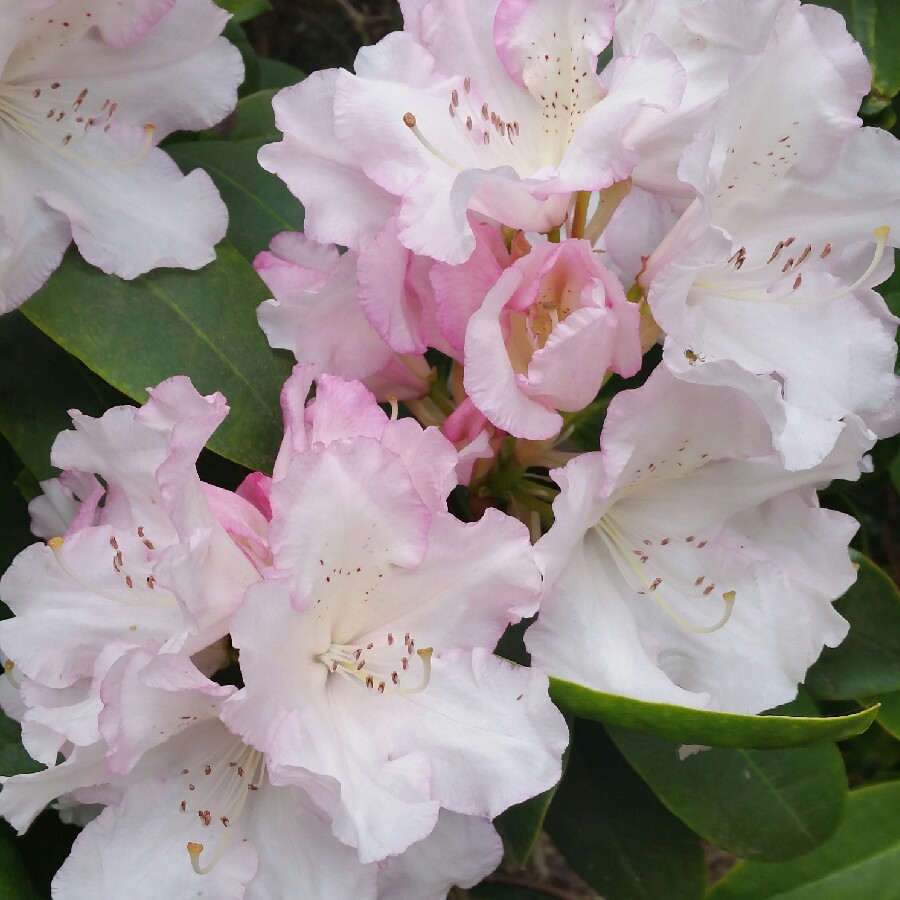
[259,0,684,265]
[220,368,568,863]
[0,0,242,312]
[457,236,641,439]
[527,365,871,715]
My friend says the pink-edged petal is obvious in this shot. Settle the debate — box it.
[523,302,640,411]
[257,243,396,382]
[431,219,508,354]
[269,439,432,595]
[245,783,377,900]
[381,420,459,512]
[376,811,502,899]
[98,646,232,776]
[464,266,563,439]
[357,216,434,355]
[0,741,110,834]
[386,650,567,818]
[265,685,439,863]
[305,374,389,446]
[9,0,240,136]
[34,126,226,278]
[259,70,397,251]
[0,537,181,688]
[254,231,340,295]
[364,509,540,647]
[28,478,80,540]
[0,195,70,313]
[547,34,684,193]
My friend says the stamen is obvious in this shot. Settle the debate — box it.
[695,227,890,305]
[387,395,399,421]
[403,112,464,171]
[597,516,736,634]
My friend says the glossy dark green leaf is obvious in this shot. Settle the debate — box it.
[169,91,303,262]
[495,786,558,867]
[0,313,123,482]
[544,721,705,900]
[806,554,900,699]
[549,678,877,749]
[215,0,271,23]
[609,694,847,861]
[867,689,900,739]
[22,246,293,474]
[0,710,42,778]
[708,783,900,900]
[258,58,305,92]
[0,824,41,900]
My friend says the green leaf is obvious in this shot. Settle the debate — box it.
[0,825,41,900]
[867,689,900,739]
[708,782,900,900]
[549,678,878,749]
[545,720,705,900]
[258,58,305,92]
[169,91,303,262]
[0,313,123,481]
[0,442,39,581]
[494,785,558,867]
[806,554,900,699]
[609,694,847,861]
[215,0,271,23]
[21,246,293,474]
[0,710,42,777]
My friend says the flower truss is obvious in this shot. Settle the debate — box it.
[253,0,899,713]
[0,0,242,313]
[2,0,900,896]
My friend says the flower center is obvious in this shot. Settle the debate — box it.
[47,529,177,611]
[694,226,890,306]
[0,79,153,165]
[181,738,264,876]
[317,631,432,694]
[595,511,735,635]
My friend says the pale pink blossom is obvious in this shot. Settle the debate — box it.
[220,370,567,862]
[260,0,684,265]
[0,379,262,772]
[459,236,641,439]
[527,365,871,715]
[0,0,242,312]
[638,2,900,465]
[255,230,433,402]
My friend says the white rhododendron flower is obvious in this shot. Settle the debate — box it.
[0,0,243,312]
[221,366,568,862]
[259,0,684,264]
[527,366,871,715]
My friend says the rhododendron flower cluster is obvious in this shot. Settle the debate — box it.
[2,0,900,895]
[256,0,899,711]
